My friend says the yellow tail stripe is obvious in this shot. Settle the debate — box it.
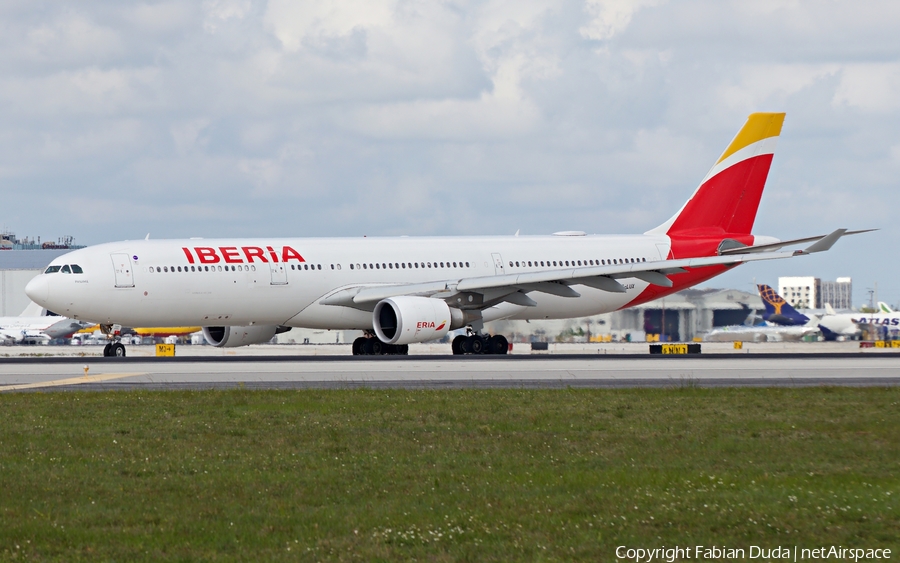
[717,112,785,164]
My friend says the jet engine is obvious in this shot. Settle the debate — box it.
[202,325,291,347]
[373,296,466,345]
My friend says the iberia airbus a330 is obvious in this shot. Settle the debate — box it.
[26,113,868,356]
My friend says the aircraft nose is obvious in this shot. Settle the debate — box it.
[25,274,50,306]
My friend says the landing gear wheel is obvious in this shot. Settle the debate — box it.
[103,343,112,357]
[111,343,126,357]
[397,344,409,356]
[466,335,485,355]
[352,337,365,356]
[451,335,466,355]
[362,338,383,355]
[488,335,509,355]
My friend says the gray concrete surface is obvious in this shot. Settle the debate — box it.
[1,349,899,391]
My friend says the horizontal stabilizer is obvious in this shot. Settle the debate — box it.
[720,229,875,255]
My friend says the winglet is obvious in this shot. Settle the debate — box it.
[798,228,847,254]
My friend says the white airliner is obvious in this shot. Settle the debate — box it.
[0,301,90,344]
[817,306,900,340]
[25,113,869,357]
[703,322,821,343]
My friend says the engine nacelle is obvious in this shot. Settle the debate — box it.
[373,296,464,345]
[202,325,288,347]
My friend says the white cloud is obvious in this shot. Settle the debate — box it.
[203,0,252,32]
[22,13,122,64]
[833,64,900,113]
[715,64,840,110]
[580,0,665,41]
[264,0,397,52]
[171,119,211,155]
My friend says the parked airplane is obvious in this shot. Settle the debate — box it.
[0,301,90,344]
[817,307,900,340]
[759,284,897,341]
[25,113,870,357]
[703,286,821,342]
[703,323,820,343]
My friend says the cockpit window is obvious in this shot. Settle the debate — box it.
[44,265,61,274]
[71,265,83,274]
[60,265,72,274]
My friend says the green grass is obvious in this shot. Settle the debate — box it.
[0,387,897,561]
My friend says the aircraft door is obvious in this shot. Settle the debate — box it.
[491,253,505,275]
[111,253,135,288]
[269,262,287,285]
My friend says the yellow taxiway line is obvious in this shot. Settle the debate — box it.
[0,372,147,392]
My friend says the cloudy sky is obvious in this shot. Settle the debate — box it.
[2,0,899,306]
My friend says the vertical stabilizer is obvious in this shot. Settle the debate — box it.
[648,113,785,236]
[757,284,810,326]
[19,301,45,317]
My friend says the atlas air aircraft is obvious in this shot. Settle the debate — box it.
[26,113,869,357]
[817,307,900,340]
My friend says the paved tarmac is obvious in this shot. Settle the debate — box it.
[1,348,899,391]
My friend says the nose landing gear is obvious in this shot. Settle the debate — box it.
[100,324,127,357]
[103,342,127,357]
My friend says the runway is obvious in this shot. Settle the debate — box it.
[1,353,899,391]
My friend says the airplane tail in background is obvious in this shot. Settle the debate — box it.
[19,301,45,317]
[648,113,785,238]
[757,284,810,326]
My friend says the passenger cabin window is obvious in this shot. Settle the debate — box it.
[45,265,61,274]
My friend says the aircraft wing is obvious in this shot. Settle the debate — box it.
[43,318,94,339]
[321,229,856,310]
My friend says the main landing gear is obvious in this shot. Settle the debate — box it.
[352,333,409,356]
[451,332,509,355]
[100,324,127,357]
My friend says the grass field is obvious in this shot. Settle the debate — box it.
[0,387,898,561]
